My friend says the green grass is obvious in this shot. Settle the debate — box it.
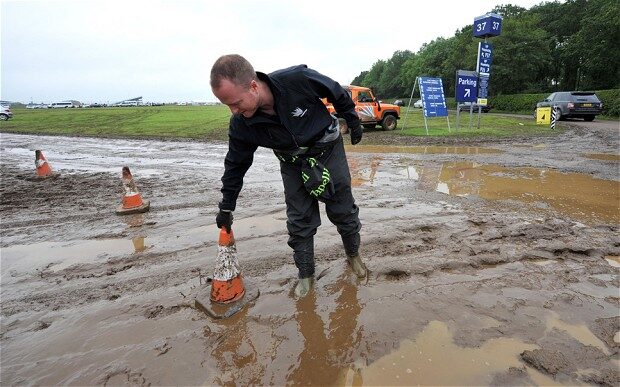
[1,105,232,140]
[393,108,557,137]
[1,105,559,140]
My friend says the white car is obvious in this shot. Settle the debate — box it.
[1,105,13,120]
[413,99,423,108]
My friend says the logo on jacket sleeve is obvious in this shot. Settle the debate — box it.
[291,107,308,118]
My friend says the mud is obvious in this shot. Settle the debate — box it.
[1,119,619,386]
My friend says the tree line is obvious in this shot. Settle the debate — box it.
[351,0,619,98]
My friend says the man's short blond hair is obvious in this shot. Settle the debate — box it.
[210,54,257,89]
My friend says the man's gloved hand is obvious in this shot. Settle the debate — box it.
[350,124,363,145]
[216,209,233,233]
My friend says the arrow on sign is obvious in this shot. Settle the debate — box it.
[464,89,471,98]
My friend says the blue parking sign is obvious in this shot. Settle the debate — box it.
[455,70,478,103]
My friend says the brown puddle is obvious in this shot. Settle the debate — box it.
[546,313,610,355]
[605,255,620,268]
[436,162,620,224]
[350,320,552,386]
[345,144,502,155]
[583,153,620,162]
[132,237,147,252]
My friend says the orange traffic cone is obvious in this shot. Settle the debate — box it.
[115,166,150,215]
[210,228,246,303]
[194,227,260,319]
[34,150,60,178]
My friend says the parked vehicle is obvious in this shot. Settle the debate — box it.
[0,105,13,120]
[393,99,404,106]
[323,85,401,130]
[535,91,602,121]
[50,101,74,108]
[26,103,47,109]
[457,102,491,113]
[413,99,423,108]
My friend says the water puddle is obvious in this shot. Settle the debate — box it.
[583,153,620,162]
[1,238,135,277]
[345,145,502,155]
[435,162,620,224]
[546,313,610,355]
[605,255,620,268]
[350,320,545,386]
[345,156,618,224]
[132,237,147,252]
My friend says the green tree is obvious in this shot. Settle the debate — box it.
[360,60,386,92]
[377,50,414,97]
[571,0,620,89]
[488,12,552,94]
[350,71,368,86]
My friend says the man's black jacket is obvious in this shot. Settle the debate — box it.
[219,65,361,211]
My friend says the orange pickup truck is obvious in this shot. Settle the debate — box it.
[324,85,401,131]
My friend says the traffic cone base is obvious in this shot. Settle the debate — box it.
[210,274,246,304]
[33,150,60,179]
[193,227,260,319]
[122,192,144,209]
[115,200,150,215]
[116,166,150,215]
[195,278,260,320]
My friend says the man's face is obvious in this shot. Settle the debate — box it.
[212,79,259,118]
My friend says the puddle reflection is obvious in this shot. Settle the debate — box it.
[207,270,363,386]
[346,145,502,155]
[289,272,362,385]
[132,236,147,252]
[435,162,619,224]
[347,155,618,223]
[122,213,145,228]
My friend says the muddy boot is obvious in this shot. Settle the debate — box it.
[294,277,314,298]
[346,254,367,278]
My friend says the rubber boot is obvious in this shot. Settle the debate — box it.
[295,277,314,298]
[347,254,367,278]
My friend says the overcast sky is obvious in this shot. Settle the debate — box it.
[2,0,543,103]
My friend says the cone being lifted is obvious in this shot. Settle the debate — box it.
[115,166,150,215]
[34,150,60,178]
[194,227,259,319]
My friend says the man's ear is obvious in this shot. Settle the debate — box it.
[249,79,259,91]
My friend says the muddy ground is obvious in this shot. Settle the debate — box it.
[1,118,619,386]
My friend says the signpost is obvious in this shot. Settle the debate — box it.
[455,71,478,103]
[473,13,502,38]
[402,76,450,135]
[471,13,501,129]
[476,42,493,76]
[455,70,478,131]
[536,107,551,125]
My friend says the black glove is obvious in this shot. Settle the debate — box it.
[216,210,233,233]
[350,124,363,145]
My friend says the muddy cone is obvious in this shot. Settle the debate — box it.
[194,227,260,319]
[210,228,246,303]
[115,166,150,215]
[34,150,60,179]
